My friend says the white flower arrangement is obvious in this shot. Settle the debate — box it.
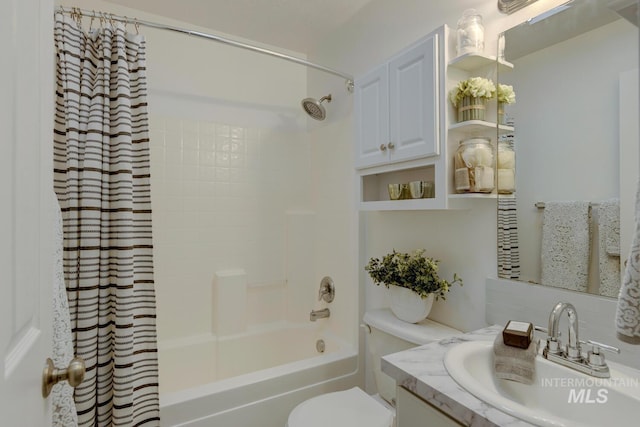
[497,84,516,104]
[449,77,496,107]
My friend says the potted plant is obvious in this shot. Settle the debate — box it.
[449,76,496,122]
[365,249,463,323]
[496,84,516,124]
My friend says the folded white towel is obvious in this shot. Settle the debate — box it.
[493,333,537,385]
[616,181,640,344]
[541,201,590,292]
[601,199,621,256]
[599,199,621,297]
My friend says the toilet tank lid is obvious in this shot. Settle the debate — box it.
[363,308,461,345]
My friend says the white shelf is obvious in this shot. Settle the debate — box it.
[359,198,442,211]
[448,193,497,199]
[448,53,514,72]
[359,193,508,211]
[448,120,514,135]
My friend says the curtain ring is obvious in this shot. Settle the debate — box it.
[99,12,106,28]
[134,19,140,35]
[73,7,83,28]
[89,12,96,31]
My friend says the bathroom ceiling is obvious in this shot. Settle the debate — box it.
[104,0,375,53]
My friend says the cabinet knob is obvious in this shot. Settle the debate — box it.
[387,142,395,149]
[379,144,387,152]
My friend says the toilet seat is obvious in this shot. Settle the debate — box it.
[287,387,393,427]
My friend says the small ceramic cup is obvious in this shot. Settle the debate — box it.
[388,184,402,200]
[408,180,424,198]
[422,180,435,198]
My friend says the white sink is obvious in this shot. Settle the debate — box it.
[444,340,640,427]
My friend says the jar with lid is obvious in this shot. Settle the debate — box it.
[456,9,485,56]
[454,137,494,193]
[497,138,516,194]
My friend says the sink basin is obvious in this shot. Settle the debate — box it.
[444,340,640,427]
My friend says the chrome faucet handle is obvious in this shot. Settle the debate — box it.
[585,340,620,354]
[534,325,548,334]
[580,340,620,368]
[318,276,335,303]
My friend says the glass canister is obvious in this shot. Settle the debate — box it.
[456,9,485,56]
[454,137,494,193]
[497,138,516,194]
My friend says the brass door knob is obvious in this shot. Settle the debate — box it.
[379,144,387,151]
[42,356,85,398]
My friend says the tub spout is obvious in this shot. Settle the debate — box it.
[310,308,330,322]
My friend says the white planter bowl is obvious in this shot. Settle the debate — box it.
[389,285,434,323]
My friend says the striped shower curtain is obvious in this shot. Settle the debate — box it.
[53,15,160,426]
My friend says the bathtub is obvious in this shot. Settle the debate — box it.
[159,323,359,427]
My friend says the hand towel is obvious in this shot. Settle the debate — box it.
[599,199,621,297]
[493,332,537,385]
[616,180,640,344]
[601,199,621,256]
[541,201,590,292]
[498,197,521,280]
[51,191,79,427]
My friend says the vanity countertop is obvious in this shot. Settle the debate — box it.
[381,325,535,427]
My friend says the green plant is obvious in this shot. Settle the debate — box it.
[365,249,462,300]
[449,77,496,107]
[497,84,516,104]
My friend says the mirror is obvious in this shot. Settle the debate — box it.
[497,0,638,297]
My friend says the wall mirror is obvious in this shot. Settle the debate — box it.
[497,0,638,297]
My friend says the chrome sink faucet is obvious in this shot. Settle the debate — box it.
[546,302,580,359]
[542,301,620,378]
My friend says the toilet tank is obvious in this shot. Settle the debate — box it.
[363,308,461,405]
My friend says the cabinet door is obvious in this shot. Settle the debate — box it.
[389,33,439,163]
[354,63,389,169]
[396,387,462,427]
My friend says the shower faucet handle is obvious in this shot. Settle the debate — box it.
[318,276,335,303]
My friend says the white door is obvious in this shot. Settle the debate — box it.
[354,63,390,168]
[0,0,55,425]
[389,31,440,162]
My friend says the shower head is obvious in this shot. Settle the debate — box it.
[301,94,332,121]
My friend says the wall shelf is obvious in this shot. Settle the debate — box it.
[448,52,514,72]
[448,120,514,135]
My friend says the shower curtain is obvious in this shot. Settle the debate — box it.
[53,14,160,426]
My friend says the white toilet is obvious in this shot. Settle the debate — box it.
[287,308,460,427]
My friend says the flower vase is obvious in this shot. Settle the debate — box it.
[457,96,486,122]
[498,102,506,125]
[389,285,434,323]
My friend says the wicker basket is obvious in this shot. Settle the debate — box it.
[457,96,487,122]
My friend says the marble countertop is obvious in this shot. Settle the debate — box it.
[381,325,536,427]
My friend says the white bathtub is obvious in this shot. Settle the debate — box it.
[159,323,358,427]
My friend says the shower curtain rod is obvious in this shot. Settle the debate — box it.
[55,6,354,87]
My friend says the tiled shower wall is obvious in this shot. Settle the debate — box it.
[149,114,312,342]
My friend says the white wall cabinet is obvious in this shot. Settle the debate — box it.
[355,29,440,169]
[354,25,511,211]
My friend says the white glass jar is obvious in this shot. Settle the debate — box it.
[454,137,494,193]
[497,139,516,194]
[456,9,485,56]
